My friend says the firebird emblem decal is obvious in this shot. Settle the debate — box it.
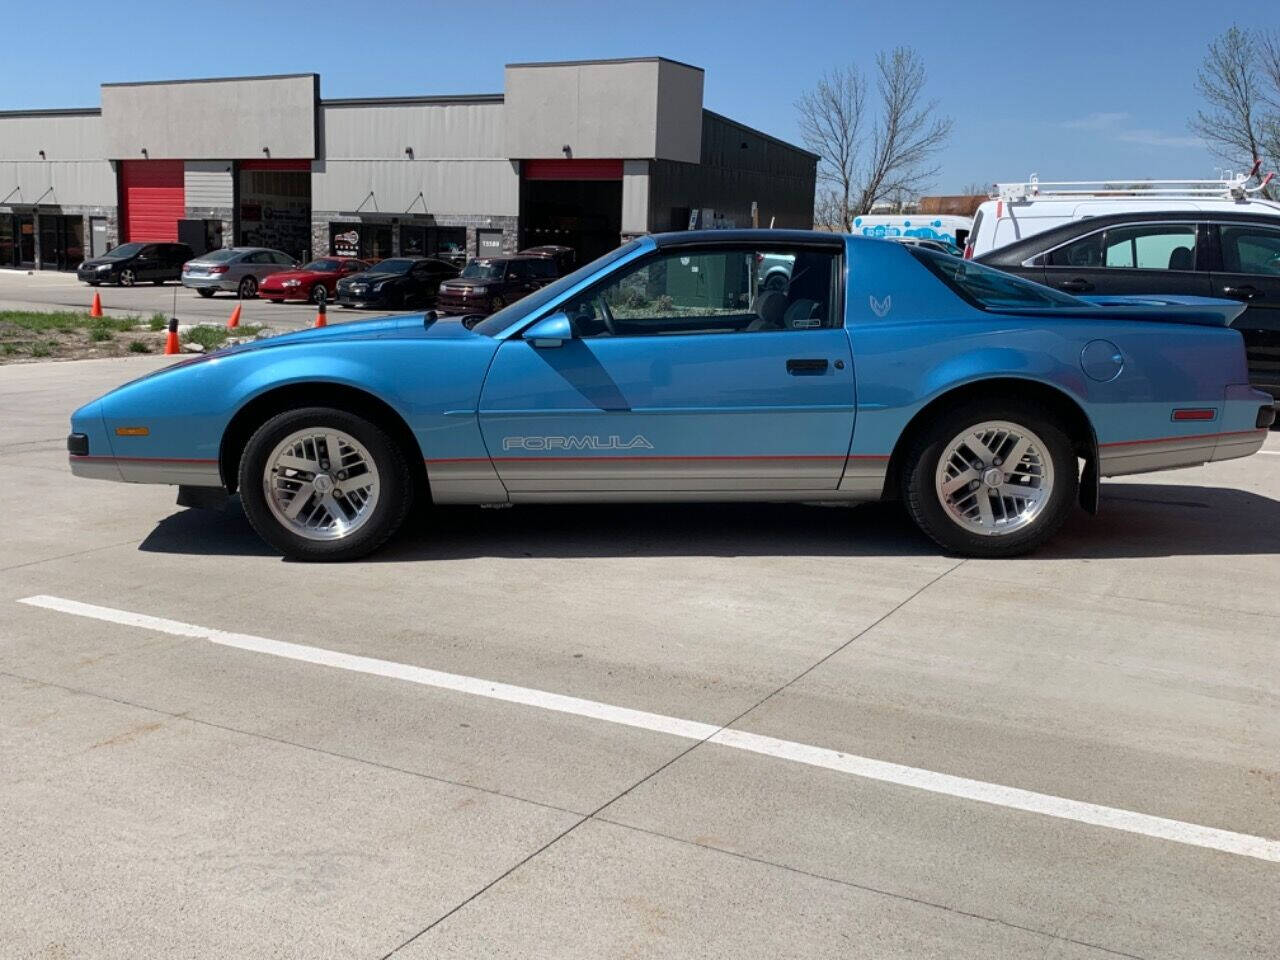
[869,295,892,317]
[503,435,655,452]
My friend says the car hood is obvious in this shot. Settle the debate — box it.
[262,269,328,284]
[342,271,405,284]
[79,258,118,269]
[440,277,496,289]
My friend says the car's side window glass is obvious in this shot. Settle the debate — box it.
[1221,225,1280,276]
[1103,224,1196,270]
[562,247,837,338]
[139,245,158,259]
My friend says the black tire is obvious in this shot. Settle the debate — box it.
[309,284,328,305]
[238,276,258,299]
[238,407,413,562]
[118,269,136,287]
[196,288,216,298]
[901,400,1077,558]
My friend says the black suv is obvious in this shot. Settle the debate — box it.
[77,242,193,287]
[978,211,1280,400]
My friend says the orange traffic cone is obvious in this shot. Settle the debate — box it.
[227,304,241,330]
[90,292,103,318]
[164,318,181,355]
[313,301,327,328]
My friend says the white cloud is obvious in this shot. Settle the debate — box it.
[1116,128,1205,149]
[1062,112,1130,129]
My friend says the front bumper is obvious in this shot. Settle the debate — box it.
[78,268,115,282]
[436,291,490,314]
[336,290,384,308]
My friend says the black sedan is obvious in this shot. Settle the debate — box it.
[76,242,193,287]
[334,257,459,309]
[978,210,1280,401]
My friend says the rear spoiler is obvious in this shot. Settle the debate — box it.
[1000,295,1246,327]
[1074,295,1246,327]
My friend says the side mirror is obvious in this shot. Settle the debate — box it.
[523,312,573,348]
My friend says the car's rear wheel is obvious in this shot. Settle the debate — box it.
[902,401,1076,557]
[309,284,328,305]
[196,288,215,298]
[238,276,258,299]
[119,269,135,287]
[238,407,412,561]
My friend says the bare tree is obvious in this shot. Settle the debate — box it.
[1190,26,1270,175]
[797,47,952,230]
[960,182,990,197]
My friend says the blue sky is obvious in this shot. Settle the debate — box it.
[4,0,1266,192]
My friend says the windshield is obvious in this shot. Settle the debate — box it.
[369,259,414,275]
[472,241,643,337]
[461,260,505,280]
[910,248,1087,310]
[302,259,341,272]
[103,243,146,259]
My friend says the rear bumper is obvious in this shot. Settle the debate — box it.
[181,276,234,292]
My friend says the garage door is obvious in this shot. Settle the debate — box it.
[119,160,185,242]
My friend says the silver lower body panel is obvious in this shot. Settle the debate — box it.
[69,456,222,487]
[1099,429,1268,477]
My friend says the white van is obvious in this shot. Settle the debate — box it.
[964,172,1280,258]
[850,214,973,252]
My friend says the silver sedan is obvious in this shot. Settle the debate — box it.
[181,247,299,299]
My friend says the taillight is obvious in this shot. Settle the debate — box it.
[209,265,229,274]
[963,244,974,259]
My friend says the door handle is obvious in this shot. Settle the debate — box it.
[786,358,828,375]
[1222,285,1261,300]
[1058,277,1092,292]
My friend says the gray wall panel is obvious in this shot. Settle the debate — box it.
[0,112,104,160]
[184,160,234,208]
[312,159,518,217]
[101,75,317,159]
[0,160,116,208]
[321,102,505,159]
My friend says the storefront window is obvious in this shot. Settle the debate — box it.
[400,224,427,256]
[0,216,14,268]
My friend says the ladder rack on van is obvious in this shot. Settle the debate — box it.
[995,171,1275,203]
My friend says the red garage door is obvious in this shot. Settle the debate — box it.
[119,160,185,242]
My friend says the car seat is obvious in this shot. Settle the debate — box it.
[1168,246,1194,271]
[747,290,787,331]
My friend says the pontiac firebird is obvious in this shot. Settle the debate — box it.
[66,229,1275,561]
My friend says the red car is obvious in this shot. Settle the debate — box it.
[259,257,371,304]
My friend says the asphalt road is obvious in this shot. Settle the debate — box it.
[2,356,1278,959]
[0,268,384,331]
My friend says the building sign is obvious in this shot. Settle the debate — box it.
[476,229,503,256]
[332,229,359,257]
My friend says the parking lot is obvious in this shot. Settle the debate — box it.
[0,269,344,332]
[1,353,1276,958]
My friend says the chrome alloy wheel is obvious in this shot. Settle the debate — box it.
[263,428,381,541]
[934,420,1055,536]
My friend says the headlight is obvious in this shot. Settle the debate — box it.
[96,264,112,272]
[282,279,301,288]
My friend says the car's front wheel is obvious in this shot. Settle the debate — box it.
[309,284,328,305]
[238,407,413,561]
[902,401,1077,557]
[118,269,136,287]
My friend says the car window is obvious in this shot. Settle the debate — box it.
[529,259,557,278]
[561,247,839,338]
[271,251,294,265]
[139,245,159,258]
[1220,224,1280,276]
[912,248,1086,310]
[508,260,533,280]
[1049,223,1197,270]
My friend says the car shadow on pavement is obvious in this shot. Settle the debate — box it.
[136,481,1280,562]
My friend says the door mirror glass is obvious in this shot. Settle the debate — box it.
[524,312,573,347]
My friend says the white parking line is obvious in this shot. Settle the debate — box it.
[17,593,1280,864]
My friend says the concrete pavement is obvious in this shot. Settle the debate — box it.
[1,355,1277,958]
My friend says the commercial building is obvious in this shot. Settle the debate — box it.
[0,58,817,271]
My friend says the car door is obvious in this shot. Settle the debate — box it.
[477,242,855,497]
[133,244,161,281]
[1209,221,1280,397]
[1040,220,1211,297]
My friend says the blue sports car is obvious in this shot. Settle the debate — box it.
[67,230,1275,561]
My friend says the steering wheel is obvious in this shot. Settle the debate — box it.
[596,295,618,336]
